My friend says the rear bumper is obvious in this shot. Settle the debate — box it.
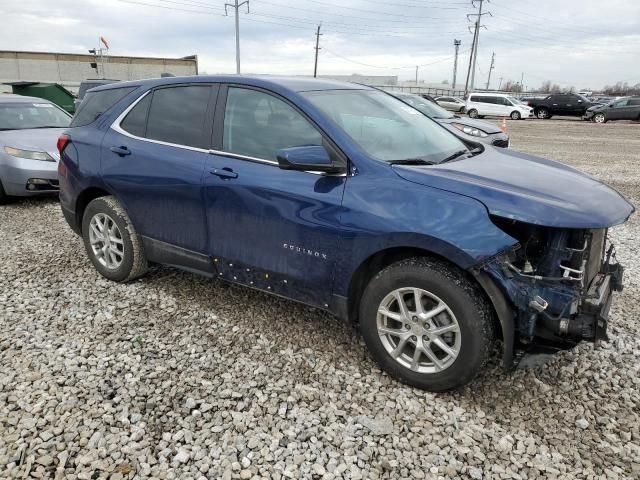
[61,203,81,235]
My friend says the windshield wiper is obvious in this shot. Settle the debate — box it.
[440,149,470,163]
[388,158,436,166]
[29,126,66,129]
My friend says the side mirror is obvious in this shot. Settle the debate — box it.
[276,145,344,174]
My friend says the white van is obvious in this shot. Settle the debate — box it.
[465,93,533,120]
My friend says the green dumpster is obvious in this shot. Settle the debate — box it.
[4,81,76,114]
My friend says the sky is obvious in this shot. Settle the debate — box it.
[1,0,639,91]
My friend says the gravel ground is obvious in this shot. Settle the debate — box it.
[1,119,639,479]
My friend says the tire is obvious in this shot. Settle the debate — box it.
[467,109,479,119]
[0,179,10,205]
[593,112,606,124]
[81,195,148,282]
[359,257,494,392]
[536,108,550,119]
[510,110,521,120]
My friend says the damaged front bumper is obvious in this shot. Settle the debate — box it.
[473,227,624,369]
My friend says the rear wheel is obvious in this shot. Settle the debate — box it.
[359,258,494,391]
[593,112,606,123]
[468,109,479,119]
[536,107,550,119]
[82,196,148,282]
[510,110,521,120]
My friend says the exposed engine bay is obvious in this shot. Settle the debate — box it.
[476,216,624,361]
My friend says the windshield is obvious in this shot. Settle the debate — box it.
[0,103,71,130]
[303,90,466,163]
[394,93,455,119]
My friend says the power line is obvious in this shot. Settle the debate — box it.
[464,0,491,94]
[322,46,469,70]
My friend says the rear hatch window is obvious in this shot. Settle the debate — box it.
[71,87,136,127]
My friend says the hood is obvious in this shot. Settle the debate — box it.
[0,128,66,160]
[437,116,503,134]
[392,148,634,229]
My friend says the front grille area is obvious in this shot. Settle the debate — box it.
[586,229,606,287]
[492,139,509,148]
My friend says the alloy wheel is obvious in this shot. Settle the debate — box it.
[376,287,461,374]
[594,113,605,123]
[89,213,125,270]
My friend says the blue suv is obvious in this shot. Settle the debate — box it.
[58,76,634,391]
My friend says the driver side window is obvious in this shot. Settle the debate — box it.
[223,87,323,161]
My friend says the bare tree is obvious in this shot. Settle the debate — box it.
[540,80,562,93]
[603,82,640,96]
[502,80,522,93]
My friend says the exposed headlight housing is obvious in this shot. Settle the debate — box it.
[4,146,55,162]
[451,123,488,138]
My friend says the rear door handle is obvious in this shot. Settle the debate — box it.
[211,168,238,179]
[110,146,131,156]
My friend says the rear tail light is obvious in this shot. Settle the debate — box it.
[57,134,70,154]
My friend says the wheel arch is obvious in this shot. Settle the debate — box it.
[346,246,501,328]
[74,186,113,233]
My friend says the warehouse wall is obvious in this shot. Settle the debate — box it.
[0,51,198,93]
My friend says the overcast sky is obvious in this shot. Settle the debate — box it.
[2,0,639,90]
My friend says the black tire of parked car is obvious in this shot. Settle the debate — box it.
[359,257,494,392]
[467,109,479,119]
[536,108,551,119]
[0,179,12,205]
[82,196,148,282]
[593,112,607,124]
[510,111,521,120]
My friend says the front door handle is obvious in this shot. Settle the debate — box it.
[211,168,238,180]
[110,146,131,156]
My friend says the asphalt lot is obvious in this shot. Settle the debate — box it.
[0,118,639,479]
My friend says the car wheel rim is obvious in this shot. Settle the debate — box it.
[89,213,125,270]
[377,287,461,374]
[594,114,604,123]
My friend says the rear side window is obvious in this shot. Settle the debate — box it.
[469,96,480,102]
[145,86,212,149]
[71,87,136,127]
[629,99,640,106]
[121,94,152,137]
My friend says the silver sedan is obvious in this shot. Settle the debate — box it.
[0,95,71,203]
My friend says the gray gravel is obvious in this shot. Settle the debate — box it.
[1,119,639,479]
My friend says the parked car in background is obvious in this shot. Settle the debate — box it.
[391,91,509,147]
[526,93,595,119]
[58,76,632,392]
[435,96,466,112]
[466,93,533,120]
[419,93,437,103]
[74,79,119,111]
[583,96,640,123]
[0,95,71,203]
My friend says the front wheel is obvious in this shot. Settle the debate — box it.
[359,258,494,391]
[510,110,521,120]
[536,108,550,119]
[467,109,479,119]
[82,196,148,282]
[593,112,606,123]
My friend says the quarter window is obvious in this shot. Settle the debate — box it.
[120,94,151,137]
[71,87,136,127]
[145,86,212,149]
[223,87,322,161]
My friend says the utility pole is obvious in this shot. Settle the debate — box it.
[498,76,503,90]
[485,52,495,90]
[452,39,461,89]
[464,0,491,95]
[463,25,477,95]
[520,72,525,92]
[313,24,322,77]
[415,66,419,85]
[225,0,249,74]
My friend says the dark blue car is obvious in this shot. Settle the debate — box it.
[58,76,634,391]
